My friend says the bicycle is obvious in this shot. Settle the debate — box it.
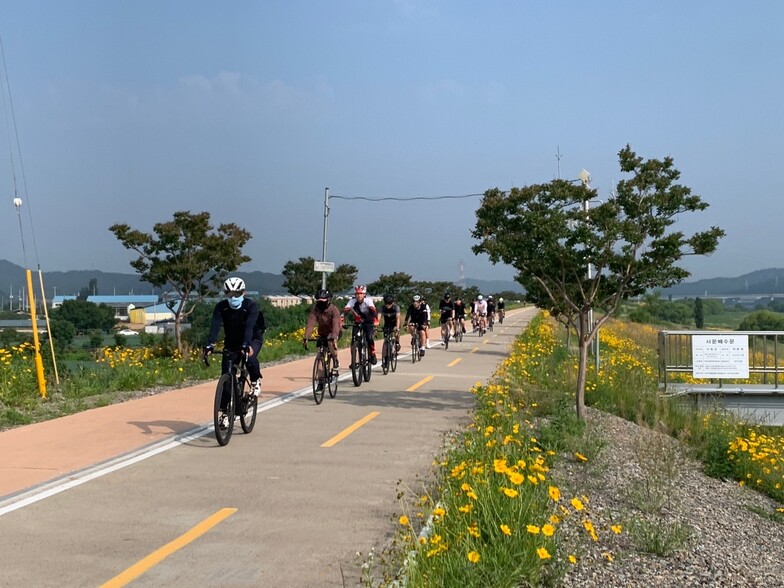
[441,317,453,350]
[406,323,424,363]
[453,317,464,342]
[478,315,486,337]
[381,328,399,375]
[307,336,338,404]
[204,348,258,446]
[349,322,373,387]
[488,313,495,332]
[498,309,505,324]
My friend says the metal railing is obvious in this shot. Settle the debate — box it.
[658,330,784,395]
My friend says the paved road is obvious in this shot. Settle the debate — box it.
[0,307,536,587]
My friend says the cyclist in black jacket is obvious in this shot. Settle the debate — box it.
[204,277,266,401]
[404,294,429,357]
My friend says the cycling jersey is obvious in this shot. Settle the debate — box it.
[439,299,455,323]
[379,303,401,330]
[474,300,488,315]
[453,301,466,318]
[404,303,428,327]
[344,296,378,325]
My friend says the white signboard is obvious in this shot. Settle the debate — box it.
[313,261,335,273]
[691,334,749,379]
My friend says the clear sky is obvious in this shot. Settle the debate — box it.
[1,1,782,286]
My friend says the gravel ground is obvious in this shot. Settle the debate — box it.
[552,407,784,588]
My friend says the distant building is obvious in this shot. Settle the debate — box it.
[51,295,159,319]
[263,295,313,308]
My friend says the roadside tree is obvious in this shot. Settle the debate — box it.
[472,145,724,420]
[53,299,117,332]
[282,256,357,296]
[110,211,251,354]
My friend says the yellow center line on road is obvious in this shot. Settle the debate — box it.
[407,375,433,392]
[321,411,380,447]
[448,358,462,367]
[470,347,479,353]
[100,508,237,588]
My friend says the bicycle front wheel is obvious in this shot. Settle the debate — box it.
[351,341,362,387]
[391,340,398,372]
[362,342,372,382]
[411,333,418,363]
[214,374,234,446]
[382,338,391,375]
[312,354,326,404]
[327,354,338,398]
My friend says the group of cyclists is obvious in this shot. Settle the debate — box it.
[204,277,507,426]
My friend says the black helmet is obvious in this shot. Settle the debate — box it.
[383,293,395,304]
[444,291,451,299]
[316,289,332,300]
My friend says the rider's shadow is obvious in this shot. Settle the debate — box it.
[127,420,200,436]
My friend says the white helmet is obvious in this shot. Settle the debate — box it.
[499,297,504,302]
[477,295,483,301]
[223,276,245,293]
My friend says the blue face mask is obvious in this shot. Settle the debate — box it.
[228,295,244,309]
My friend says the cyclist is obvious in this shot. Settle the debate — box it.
[404,294,429,357]
[438,292,455,347]
[453,295,467,335]
[474,294,488,332]
[204,277,266,426]
[487,295,496,328]
[378,293,401,352]
[497,297,506,322]
[303,289,343,370]
[343,285,379,365]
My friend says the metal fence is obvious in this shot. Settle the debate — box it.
[658,330,784,396]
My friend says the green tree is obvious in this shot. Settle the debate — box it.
[53,299,117,332]
[282,256,357,296]
[694,297,705,328]
[472,145,724,420]
[367,272,415,301]
[110,211,251,354]
[738,310,784,331]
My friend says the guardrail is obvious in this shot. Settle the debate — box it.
[658,330,784,396]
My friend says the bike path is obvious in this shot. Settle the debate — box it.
[0,308,536,587]
[0,346,360,501]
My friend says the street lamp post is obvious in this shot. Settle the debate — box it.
[578,169,600,371]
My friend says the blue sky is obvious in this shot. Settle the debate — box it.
[0,1,782,287]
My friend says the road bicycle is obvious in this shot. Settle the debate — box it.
[488,313,495,332]
[441,317,453,350]
[453,317,464,343]
[381,328,399,375]
[349,322,373,386]
[498,308,505,324]
[204,349,258,446]
[307,336,338,404]
[406,323,424,363]
[478,315,486,337]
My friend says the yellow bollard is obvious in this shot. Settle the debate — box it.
[25,269,47,398]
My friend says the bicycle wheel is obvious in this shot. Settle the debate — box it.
[327,354,338,398]
[214,374,234,446]
[411,333,418,363]
[240,376,257,433]
[362,341,372,382]
[351,339,362,386]
[443,326,449,350]
[382,338,391,375]
[312,354,326,404]
[391,340,398,372]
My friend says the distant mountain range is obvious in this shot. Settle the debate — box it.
[660,268,784,297]
[11,259,777,302]
[0,259,286,300]
[0,259,525,301]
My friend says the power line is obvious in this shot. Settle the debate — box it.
[329,192,484,202]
